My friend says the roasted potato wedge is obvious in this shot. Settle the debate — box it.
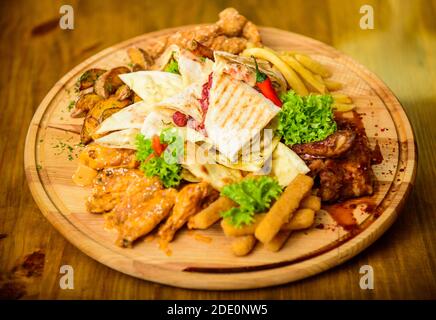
[113,84,132,101]
[127,47,153,70]
[77,68,106,90]
[133,93,142,103]
[80,116,99,144]
[71,93,103,118]
[80,97,131,144]
[94,66,130,98]
[99,107,122,123]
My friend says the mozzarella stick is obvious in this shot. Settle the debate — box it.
[188,196,235,229]
[281,208,315,231]
[221,213,266,237]
[300,195,321,211]
[255,174,313,244]
[265,230,292,252]
[231,235,257,256]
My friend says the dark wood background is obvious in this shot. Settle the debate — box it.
[0,0,435,299]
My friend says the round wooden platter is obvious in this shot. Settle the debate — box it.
[24,26,416,290]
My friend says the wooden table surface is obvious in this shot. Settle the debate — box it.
[0,0,435,299]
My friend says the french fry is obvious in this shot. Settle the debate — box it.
[333,103,355,112]
[188,196,235,229]
[324,79,343,91]
[294,53,332,78]
[231,235,257,256]
[255,174,314,244]
[265,230,292,252]
[332,93,353,104]
[299,195,321,211]
[221,213,266,237]
[242,47,309,96]
[280,54,326,94]
[281,208,315,231]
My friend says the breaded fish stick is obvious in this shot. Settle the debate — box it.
[255,174,313,244]
[281,208,315,231]
[188,196,235,230]
[231,235,257,256]
[221,213,266,237]
[265,230,292,252]
[299,195,321,211]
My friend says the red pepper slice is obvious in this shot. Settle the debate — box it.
[151,135,167,156]
[253,57,283,107]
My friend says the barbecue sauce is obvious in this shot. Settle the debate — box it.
[323,197,377,230]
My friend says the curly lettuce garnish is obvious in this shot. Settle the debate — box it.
[277,90,337,145]
[135,128,183,188]
[221,176,283,227]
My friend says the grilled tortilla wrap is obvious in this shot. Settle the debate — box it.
[213,51,287,94]
[205,72,281,162]
[154,44,213,86]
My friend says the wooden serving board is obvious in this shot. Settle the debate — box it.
[24,26,416,290]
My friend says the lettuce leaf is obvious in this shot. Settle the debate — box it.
[277,90,337,145]
[221,176,283,227]
[135,129,182,188]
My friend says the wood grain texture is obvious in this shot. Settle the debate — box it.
[1,0,435,299]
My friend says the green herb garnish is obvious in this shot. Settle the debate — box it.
[277,90,337,145]
[164,59,179,74]
[221,176,283,227]
[135,128,183,188]
[67,100,75,112]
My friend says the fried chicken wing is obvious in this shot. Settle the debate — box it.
[158,182,214,243]
[109,176,164,227]
[86,168,143,213]
[116,188,178,247]
[79,144,138,170]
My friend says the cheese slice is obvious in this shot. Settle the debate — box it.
[154,83,203,123]
[95,101,154,134]
[205,73,281,162]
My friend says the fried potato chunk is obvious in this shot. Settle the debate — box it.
[217,7,247,36]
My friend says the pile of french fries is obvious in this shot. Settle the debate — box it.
[242,47,355,112]
[188,174,321,256]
